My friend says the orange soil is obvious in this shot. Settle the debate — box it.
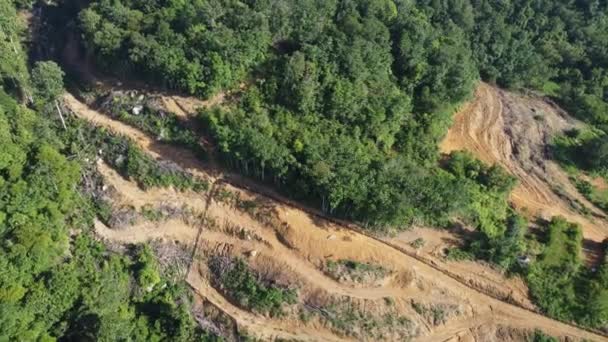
[441,83,608,248]
[65,92,607,341]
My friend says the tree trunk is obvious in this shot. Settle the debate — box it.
[55,100,67,130]
[9,36,18,54]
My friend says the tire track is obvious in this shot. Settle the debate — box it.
[64,92,608,341]
[95,161,407,300]
[441,83,608,248]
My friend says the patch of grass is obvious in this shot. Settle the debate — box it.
[94,197,113,225]
[444,247,474,261]
[312,300,415,340]
[529,329,558,342]
[549,181,592,216]
[209,257,297,317]
[410,238,426,249]
[539,218,582,268]
[541,81,561,97]
[552,128,606,175]
[383,297,395,306]
[122,143,209,192]
[572,177,608,213]
[325,260,391,284]
[140,204,167,222]
[106,94,204,154]
[298,307,313,323]
[411,300,460,326]
[526,218,584,321]
[68,120,210,192]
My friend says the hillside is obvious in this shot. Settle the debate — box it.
[63,88,606,341]
[2,0,608,341]
[441,83,608,261]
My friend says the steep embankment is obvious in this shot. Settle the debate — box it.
[64,92,607,341]
[441,83,608,253]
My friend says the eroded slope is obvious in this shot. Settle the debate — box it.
[441,83,608,248]
[63,92,606,341]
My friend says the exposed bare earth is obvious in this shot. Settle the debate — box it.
[581,174,608,193]
[64,91,607,341]
[95,162,406,300]
[94,161,463,340]
[388,227,535,310]
[441,83,608,252]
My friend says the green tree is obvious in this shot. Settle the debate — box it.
[31,61,64,103]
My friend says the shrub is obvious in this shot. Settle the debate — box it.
[325,260,391,284]
[410,238,425,249]
[526,218,584,322]
[210,257,296,317]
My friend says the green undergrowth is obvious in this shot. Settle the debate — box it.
[410,300,461,326]
[103,93,206,156]
[552,128,608,180]
[325,260,391,284]
[40,0,608,332]
[571,177,608,214]
[209,257,297,317]
[526,218,608,328]
[0,57,218,342]
[64,120,209,192]
[308,299,416,340]
[449,215,608,329]
[553,128,608,215]
[529,329,558,342]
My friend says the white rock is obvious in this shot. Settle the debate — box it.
[132,105,144,115]
[115,155,125,165]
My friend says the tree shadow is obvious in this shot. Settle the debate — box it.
[583,239,606,269]
[59,303,100,342]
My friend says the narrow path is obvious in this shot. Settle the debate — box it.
[95,218,346,342]
[96,161,408,300]
[65,92,608,341]
[185,179,220,279]
[187,271,348,342]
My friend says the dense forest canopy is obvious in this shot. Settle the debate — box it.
[0,2,218,340]
[2,0,608,336]
[77,0,608,228]
[73,0,608,329]
[79,0,480,227]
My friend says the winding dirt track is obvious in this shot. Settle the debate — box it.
[187,271,348,342]
[95,162,405,300]
[64,92,607,341]
[97,219,347,341]
[441,83,608,247]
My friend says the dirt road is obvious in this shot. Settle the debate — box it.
[65,92,607,341]
[441,83,608,248]
[96,161,407,300]
[187,270,348,342]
